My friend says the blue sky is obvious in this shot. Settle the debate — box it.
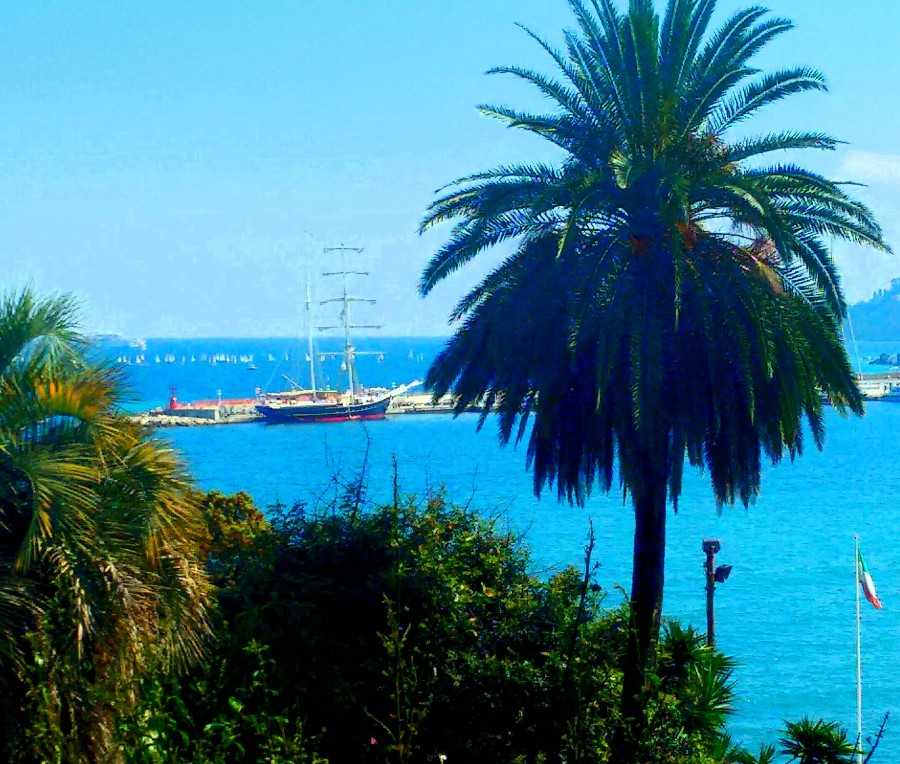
[2,1,899,337]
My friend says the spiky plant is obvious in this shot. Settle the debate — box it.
[779,717,858,763]
[728,741,778,764]
[654,622,736,741]
[419,0,888,747]
[0,288,211,761]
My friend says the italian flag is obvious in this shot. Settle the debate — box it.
[858,550,883,610]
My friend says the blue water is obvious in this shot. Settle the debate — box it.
[109,337,900,756]
[101,336,440,410]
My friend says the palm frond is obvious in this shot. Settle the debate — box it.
[420,211,553,294]
[709,66,828,132]
[727,131,839,162]
[0,287,213,750]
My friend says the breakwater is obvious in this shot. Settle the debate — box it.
[132,392,463,427]
[133,374,900,428]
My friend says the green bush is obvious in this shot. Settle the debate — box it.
[10,482,883,762]
[115,485,741,763]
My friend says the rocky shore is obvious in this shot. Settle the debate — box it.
[131,411,263,427]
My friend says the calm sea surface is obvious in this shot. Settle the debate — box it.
[108,337,900,756]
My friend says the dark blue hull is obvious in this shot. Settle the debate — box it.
[255,396,390,424]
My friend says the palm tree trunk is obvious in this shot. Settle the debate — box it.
[616,446,668,758]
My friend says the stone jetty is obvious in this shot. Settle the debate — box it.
[132,393,474,427]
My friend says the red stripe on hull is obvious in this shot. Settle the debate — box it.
[305,413,387,423]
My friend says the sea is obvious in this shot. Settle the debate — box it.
[102,336,900,757]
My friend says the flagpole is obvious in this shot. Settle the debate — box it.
[855,534,863,764]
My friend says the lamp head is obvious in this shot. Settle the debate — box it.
[714,564,733,583]
[702,538,721,555]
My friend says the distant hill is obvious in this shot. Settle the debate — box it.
[850,279,900,340]
[88,333,147,351]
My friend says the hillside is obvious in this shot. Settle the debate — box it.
[850,279,900,340]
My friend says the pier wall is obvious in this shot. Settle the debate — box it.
[163,407,220,421]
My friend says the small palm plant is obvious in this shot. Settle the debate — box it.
[0,288,211,760]
[419,0,888,744]
[729,742,778,764]
[779,717,858,763]
[655,622,736,741]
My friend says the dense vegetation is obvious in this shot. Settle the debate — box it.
[418,0,887,752]
[2,475,884,762]
[0,289,211,762]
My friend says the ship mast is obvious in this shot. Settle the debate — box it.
[319,247,381,404]
[305,279,317,396]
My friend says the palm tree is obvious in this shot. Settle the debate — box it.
[0,288,211,760]
[418,0,888,744]
[779,717,858,763]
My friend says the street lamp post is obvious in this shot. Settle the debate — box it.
[702,538,732,648]
[702,538,720,647]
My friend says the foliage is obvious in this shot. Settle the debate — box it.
[115,485,764,764]
[654,622,737,740]
[212,489,614,762]
[4,470,886,762]
[778,717,858,763]
[0,288,212,763]
[117,640,327,764]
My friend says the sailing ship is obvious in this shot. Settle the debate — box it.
[255,246,419,424]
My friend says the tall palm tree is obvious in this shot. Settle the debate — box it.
[0,288,211,760]
[418,0,888,742]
